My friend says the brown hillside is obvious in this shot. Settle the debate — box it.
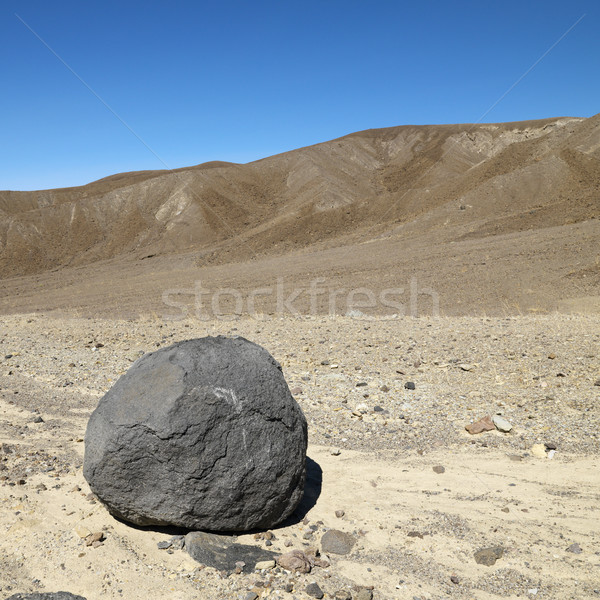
[0,115,599,316]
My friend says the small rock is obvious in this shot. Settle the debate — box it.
[255,559,275,570]
[321,529,356,555]
[566,543,582,554]
[243,593,258,600]
[291,387,303,395]
[380,385,389,392]
[85,531,105,547]
[530,444,547,458]
[32,415,44,423]
[474,546,503,566]
[335,509,345,518]
[74,524,92,539]
[548,353,556,359]
[492,415,512,433]
[354,588,373,600]
[356,382,367,387]
[594,379,600,386]
[277,549,311,573]
[157,540,172,550]
[459,363,473,371]
[544,442,557,450]
[450,575,460,584]
[407,531,423,539]
[331,448,341,456]
[334,591,352,600]
[305,582,324,599]
[465,415,495,434]
[404,381,416,390]
[432,465,445,474]
[185,531,277,571]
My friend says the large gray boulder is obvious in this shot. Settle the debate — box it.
[83,336,307,531]
[4,595,87,600]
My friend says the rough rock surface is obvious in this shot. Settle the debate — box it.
[83,336,308,530]
[321,529,356,555]
[4,595,87,600]
[184,531,277,571]
[465,415,495,435]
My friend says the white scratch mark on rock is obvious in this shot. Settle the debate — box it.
[214,387,243,412]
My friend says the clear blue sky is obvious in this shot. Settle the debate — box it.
[1,0,598,190]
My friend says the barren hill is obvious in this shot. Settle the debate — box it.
[1,114,599,316]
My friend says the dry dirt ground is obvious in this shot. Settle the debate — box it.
[0,313,598,600]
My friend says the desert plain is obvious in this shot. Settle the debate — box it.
[0,312,599,600]
[1,115,599,599]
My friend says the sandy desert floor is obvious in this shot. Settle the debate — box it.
[0,313,599,600]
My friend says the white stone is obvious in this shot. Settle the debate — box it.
[492,415,513,432]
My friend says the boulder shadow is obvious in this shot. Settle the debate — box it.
[281,455,322,526]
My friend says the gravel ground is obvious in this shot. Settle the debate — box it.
[0,313,599,600]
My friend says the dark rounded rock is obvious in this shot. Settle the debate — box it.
[185,531,277,570]
[321,529,356,555]
[83,336,308,531]
[305,583,324,599]
[404,381,416,390]
[4,594,87,600]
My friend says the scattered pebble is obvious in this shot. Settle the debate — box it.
[277,550,311,573]
[530,444,547,458]
[404,381,416,390]
[432,465,445,474]
[465,415,495,434]
[566,543,582,554]
[354,588,373,600]
[305,582,324,599]
[492,415,512,432]
[321,529,356,555]
[474,546,504,566]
